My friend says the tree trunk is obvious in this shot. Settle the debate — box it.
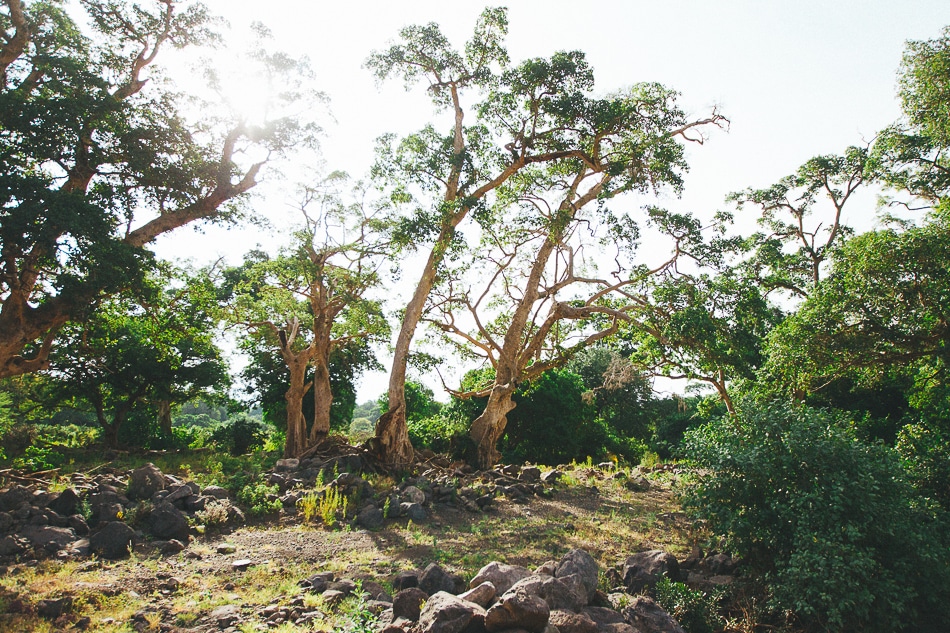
[283,356,311,458]
[470,384,517,469]
[157,400,172,436]
[309,353,333,444]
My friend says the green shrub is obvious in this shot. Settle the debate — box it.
[896,420,950,510]
[212,413,268,455]
[13,445,64,471]
[237,481,282,516]
[408,413,470,457]
[684,402,950,632]
[654,577,723,633]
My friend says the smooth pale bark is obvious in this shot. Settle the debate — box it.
[309,349,333,444]
[282,353,311,458]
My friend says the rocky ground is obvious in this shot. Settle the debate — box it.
[0,452,738,632]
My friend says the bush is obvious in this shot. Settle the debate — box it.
[654,577,723,633]
[408,412,471,457]
[684,402,950,632]
[237,481,282,516]
[212,413,268,455]
[896,420,950,510]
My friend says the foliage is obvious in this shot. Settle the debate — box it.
[12,444,64,471]
[376,381,442,425]
[236,481,282,516]
[896,420,950,510]
[0,0,317,379]
[684,402,950,632]
[318,486,347,526]
[297,491,319,522]
[654,577,723,633]
[407,411,471,458]
[211,413,269,456]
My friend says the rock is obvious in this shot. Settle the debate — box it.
[67,514,89,536]
[624,477,651,492]
[275,458,300,472]
[361,580,392,602]
[0,487,30,511]
[160,539,186,555]
[232,559,253,570]
[419,562,456,596]
[46,488,80,517]
[520,466,542,482]
[403,502,427,522]
[322,589,346,605]
[458,581,496,608]
[403,485,426,505]
[621,596,686,633]
[0,511,13,533]
[357,505,385,530]
[210,604,242,628]
[535,560,558,576]
[217,543,237,554]
[471,561,532,596]
[149,502,190,542]
[163,485,193,504]
[485,589,550,633]
[510,574,587,612]
[701,553,737,575]
[392,571,419,592]
[89,521,135,560]
[549,609,599,633]
[582,606,625,626]
[0,535,25,556]
[556,549,599,603]
[622,550,680,594]
[36,596,73,619]
[20,525,76,552]
[202,485,230,500]
[329,578,357,596]
[393,587,429,621]
[540,470,562,483]
[416,591,485,633]
[127,463,166,501]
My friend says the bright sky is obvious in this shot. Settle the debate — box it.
[153,1,950,401]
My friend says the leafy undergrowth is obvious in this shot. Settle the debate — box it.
[0,459,695,632]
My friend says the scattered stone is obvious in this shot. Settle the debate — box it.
[392,571,419,592]
[393,587,429,621]
[21,525,76,552]
[217,543,237,554]
[622,550,681,594]
[549,609,599,633]
[275,458,300,472]
[470,561,532,596]
[556,548,600,603]
[210,604,242,628]
[402,486,426,505]
[485,589,550,633]
[458,581,496,608]
[419,562,456,596]
[520,466,542,482]
[89,521,135,560]
[232,559,253,570]
[540,469,562,483]
[127,464,166,501]
[621,596,687,633]
[46,488,80,517]
[402,502,427,522]
[624,477,651,492]
[149,502,190,542]
[416,591,485,633]
[36,596,73,619]
[160,539,186,555]
[357,505,385,530]
[202,485,230,500]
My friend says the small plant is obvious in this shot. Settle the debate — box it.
[382,496,391,519]
[13,444,65,471]
[297,491,319,522]
[654,577,723,633]
[319,486,345,526]
[195,500,231,527]
[639,450,661,469]
[237,481,282,516]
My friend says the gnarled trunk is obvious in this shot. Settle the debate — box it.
[309,354,333,444]
[157,400,172,436]
[283,355,311,458]
[469,384,517,469]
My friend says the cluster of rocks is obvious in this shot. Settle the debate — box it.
[374,548,693,633]
[0,463,245,563]
[266,458,561,529]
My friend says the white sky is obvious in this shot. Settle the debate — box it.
[152,1,950,401]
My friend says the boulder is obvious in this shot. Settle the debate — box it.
[357,505,385,530]
[402,485,426,505]
[20,525,75,552]
[622,550,680,594]
[621,596,687,633]
[149,502,190,542]
[485,589,550,633]
[201,485,230,500]
[46,488,80,517]
[458,581,496,608]
[393,587,428,621]
[549,609,599,633]
[556,549,600,603]
[510,574,587,612]
[392,571,419,592]
[471,561,532,596]
[89,521,135,560]
[127,463,165,501]
[0,534,26,556]
[416,591,485,633]
[419,562,456,596]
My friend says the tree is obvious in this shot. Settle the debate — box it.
[368,7,723,465]
[729,147,868,298]
[0,0,317,379]
[227,178,389,457]
[49,266,228,447]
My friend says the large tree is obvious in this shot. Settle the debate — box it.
[367,7,722,465]
[226,179,389,457]
[0,0,316,378]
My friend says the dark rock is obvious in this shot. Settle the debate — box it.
[416,591,484,633]
[582,606,625,626]
[485,589,550,633]
[210,604,242,628]
[470,561,532,596]
[36,596,73,619]
[127,463,165,501]
[402,502,427,522]
[328,579,357,596]
[67,514,89,536]
[0,535,26,556]
[160,539,186,555]
[393,587,429,621]
[163,485,193,504]
[520,466,542,482]
[392,571,419,592]
[185,495,209,512]
[357,505,385,530]
[556,549,599,603]
[549,609,599,633]
[0,511,13,533]
[510,575,587,612]
[540,470,561,483]
[275,458,300,472]
[622,550,680,594]
[322,589,346,605]
[90,521,135,559]
[420,562,456,596]
[402,485,426,505]
[700,552,737,575]
[624,477,651,492]
[149,502,190,542]
[47,488,80,517]
[0,487,30,512]
[202,485,230,500]
[621,596,686,633]
[20,525,75,552]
